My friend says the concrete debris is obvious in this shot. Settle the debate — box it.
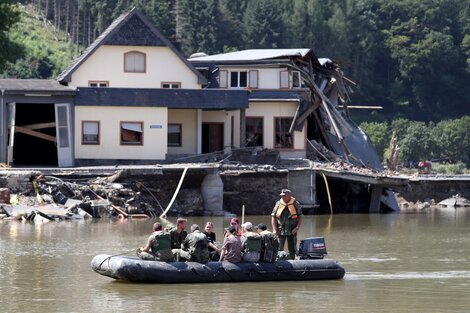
[437,194,470,207]
[0,172,165,222]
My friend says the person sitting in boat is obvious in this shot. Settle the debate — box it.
[203,221,221,261]
[240,221,262,262]
[224,217,242,238]
[136,222,174,262]
[272,189,303,260]
[219,225,242,263]
[173,224,210,263]
[169,217,188,250]
[255,223,279,262]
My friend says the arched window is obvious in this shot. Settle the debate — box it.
[124,51,146,73]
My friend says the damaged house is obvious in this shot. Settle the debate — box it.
[0,8,405,214]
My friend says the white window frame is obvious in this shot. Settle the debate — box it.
[162,82,181,89]
[88,81,109,87]
[292,71,305,88]
[230,71,248,88]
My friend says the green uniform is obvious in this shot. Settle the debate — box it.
[174,230,209,263]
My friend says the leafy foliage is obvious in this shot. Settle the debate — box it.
[1,6,78,78]
[0,0,21,71]
[361,116,470,168]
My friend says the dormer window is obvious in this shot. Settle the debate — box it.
[124,51,146,73]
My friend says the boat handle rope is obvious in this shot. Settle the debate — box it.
[97,249,136,270]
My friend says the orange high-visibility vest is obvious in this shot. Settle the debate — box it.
[275,197,298,219]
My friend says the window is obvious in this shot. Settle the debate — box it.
[120,121,143,145]
[274,117,293,149]
[249,70,258,89]
[245,117,263,147]
[168,124,182,147]
[292,71,305,88]
[88,81,108,87]
[162,82,181,89]
[219,70,228,88]
[230,71,247,88]
[82,121,100,145]
[280,71,289,89]
[124,51,146,73]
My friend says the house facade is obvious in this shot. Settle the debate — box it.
[189,49,338,160]
[0,9,247,167]
[0,9,348,167]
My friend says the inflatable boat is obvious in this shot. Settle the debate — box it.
[91,254,345,283]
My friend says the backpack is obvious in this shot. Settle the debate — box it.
[261,233,279,262]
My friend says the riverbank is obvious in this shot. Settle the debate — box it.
[1,163,469,218]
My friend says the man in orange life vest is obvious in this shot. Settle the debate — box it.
[271,189,303,260]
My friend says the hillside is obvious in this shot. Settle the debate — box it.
[1,4,79,79]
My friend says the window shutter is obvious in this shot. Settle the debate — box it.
[249,70,258,88]
[280,71,289,89]
[219,70,228,88]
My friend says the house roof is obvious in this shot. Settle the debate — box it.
[188,49,330,67]
[0,79,75,95]
[57,8,206,85]
[75,87,248,109]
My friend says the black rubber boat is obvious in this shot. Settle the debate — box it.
[91,254,345,283]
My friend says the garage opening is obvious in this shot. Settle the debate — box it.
[13,103,58,166]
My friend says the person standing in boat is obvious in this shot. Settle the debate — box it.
[219,226,242,263]
[271,189,303,260]
[173,224,210,263]
[240,221,262,262]
[169,217,188,249]
[136,222,174,262]
[203,221,221,261]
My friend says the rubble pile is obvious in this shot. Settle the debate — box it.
[0,173,164,222]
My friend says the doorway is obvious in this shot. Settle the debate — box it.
[12,103,58,166]
[202,123,224,153]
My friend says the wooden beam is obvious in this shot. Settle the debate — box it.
[15,126,56,142]
[22,122,56,130]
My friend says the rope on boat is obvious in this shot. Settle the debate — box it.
[97,249,136,270]
[160,167,188,218]
[321,172,333,214]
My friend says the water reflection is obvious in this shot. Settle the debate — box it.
[1,211,470,312]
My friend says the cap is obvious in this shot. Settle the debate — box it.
[230,217,239,224]
[255,223,267,231]
[190,224,200,232]
[280,189,292,196]
[241,221,253,230]
[226,225,236,234]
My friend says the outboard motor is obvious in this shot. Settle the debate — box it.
[298,237,327,259]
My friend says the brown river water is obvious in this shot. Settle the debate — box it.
[1,209,470,313]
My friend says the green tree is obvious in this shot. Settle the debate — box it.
[177,0,218,55]
[433,117,470,166]
[0,0,21,70]
[242,0,284,48]
[398,121,434,162]
[359,121,390,160]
